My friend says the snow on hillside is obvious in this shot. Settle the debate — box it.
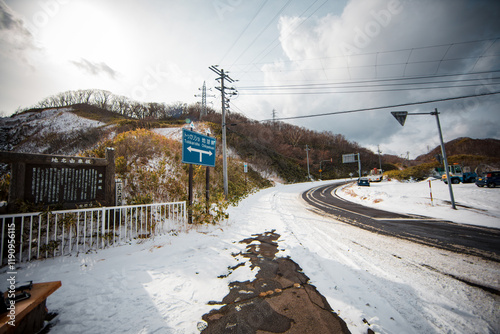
[2,180,499,333]
[152,127,183,142]
[2,108,104,137]
[152,124,212,143]
[0,108,106,153]
[19,108,104,136]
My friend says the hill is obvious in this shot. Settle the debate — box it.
[0,104,273,213]
[1,89,499,211]
[415,137,500,171]
[201,112,392,182]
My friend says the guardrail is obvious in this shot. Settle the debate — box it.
[0,201,187,265]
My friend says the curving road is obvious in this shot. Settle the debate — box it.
[302,182,500,263]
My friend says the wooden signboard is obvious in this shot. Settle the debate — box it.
[0,149,115,211]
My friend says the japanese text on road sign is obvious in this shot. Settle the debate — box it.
[182,129,216,167]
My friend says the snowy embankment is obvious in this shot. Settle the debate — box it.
[3,180,499,333]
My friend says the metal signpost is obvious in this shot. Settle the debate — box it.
[182,128,217,223]
[244,163,248,186]
[342,153,361,178]
[391,109,456,210]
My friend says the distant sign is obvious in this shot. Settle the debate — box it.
[115,179,123,206]
[342,153,357,163]
[182,129,216,167]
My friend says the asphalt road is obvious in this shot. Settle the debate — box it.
[302,182,500,263]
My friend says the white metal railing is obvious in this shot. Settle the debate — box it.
[0,201,187,265]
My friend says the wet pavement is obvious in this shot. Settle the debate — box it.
[200,230,352,334]
[303,183,500,262]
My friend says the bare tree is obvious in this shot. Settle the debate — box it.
[92,90,111,109]
[129,102,146,119]
[283,123,303,147]
[74,89,94,104]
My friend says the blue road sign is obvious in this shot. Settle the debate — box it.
[182,128,216,167]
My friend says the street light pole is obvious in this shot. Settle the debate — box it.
[432,108,456,210]
[391,109,456,210]
[305,145,311,181]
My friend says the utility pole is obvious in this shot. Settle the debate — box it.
[377,145,382,171]
[209,65,236,199]
[305,145,311,181]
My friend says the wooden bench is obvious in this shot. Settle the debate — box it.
[0,281,61,334]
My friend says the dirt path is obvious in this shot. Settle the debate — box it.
[200,230,352,333]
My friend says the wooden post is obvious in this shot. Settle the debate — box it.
[188,164,193,224]
[8,162,25,212]
[105,148,115,207]
[206,166,210,214]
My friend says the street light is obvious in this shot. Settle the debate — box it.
[391,108,456,210]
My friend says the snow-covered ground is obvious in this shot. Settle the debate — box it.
[5,108,105,137]
[152,127,183,142]
[3,180,499,333]
[337,178,500,229]
[1,108,107,153]
[152,124,212,143]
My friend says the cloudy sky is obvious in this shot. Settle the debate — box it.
[1,0,499,158]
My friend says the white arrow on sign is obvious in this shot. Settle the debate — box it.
[187,146,213,162]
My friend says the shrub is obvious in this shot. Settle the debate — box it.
[385,162,438,181]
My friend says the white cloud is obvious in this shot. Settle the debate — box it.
[0,0,40,65]
[70,58,118,79]
[0,0,498,157]
[248,0,500,157]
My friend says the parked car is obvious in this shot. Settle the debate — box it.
[357,177,370,186]
[475,171,500,188]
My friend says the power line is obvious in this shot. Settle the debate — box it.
[229,0,293,69]
[239,76,500,91]
[233,53,500,75]
[230,36,500,69]
[238,69,500,89]
[230,37,500,85]
[257,91,500,122]
[239,0,328,72]
[218,0,269,65]
[239,82,500,95]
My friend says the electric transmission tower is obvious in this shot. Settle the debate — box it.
[194,81,215,121]
[209,65,237,199]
